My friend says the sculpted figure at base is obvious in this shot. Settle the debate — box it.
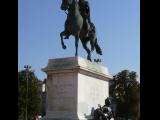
[94,98,114,120]
[60,0,102,61]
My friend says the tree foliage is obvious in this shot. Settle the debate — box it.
[109,70,140,119]
[18,69,41,119]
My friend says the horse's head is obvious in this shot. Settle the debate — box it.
[61,0,73,11]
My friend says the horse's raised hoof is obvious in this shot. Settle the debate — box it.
[62,45,67,49]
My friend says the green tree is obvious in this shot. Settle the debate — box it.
[18,69,41,120]
[110,70,140,119]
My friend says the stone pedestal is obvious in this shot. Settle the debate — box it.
[42,56,113,120]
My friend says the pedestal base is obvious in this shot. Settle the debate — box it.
[42,57,113,120]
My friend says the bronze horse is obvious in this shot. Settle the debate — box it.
[60,0,102,61]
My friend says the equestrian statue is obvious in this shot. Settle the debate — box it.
[60,0,102,62]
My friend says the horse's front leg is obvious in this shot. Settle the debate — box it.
[75,35,79,56]
[60,31,67,49]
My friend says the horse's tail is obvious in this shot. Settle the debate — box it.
[94,38,102,55]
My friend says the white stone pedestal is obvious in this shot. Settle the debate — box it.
[42,57,113,120]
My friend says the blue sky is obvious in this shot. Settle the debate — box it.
[18,0,140,81]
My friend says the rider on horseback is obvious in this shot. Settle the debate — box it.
[78,0,91,37]
[64,0,95,39]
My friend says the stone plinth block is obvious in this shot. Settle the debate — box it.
[42,56,113,120]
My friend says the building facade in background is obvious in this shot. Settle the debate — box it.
[38,79,46,117]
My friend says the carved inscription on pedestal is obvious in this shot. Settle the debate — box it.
[47,75,76,113]
[88,87,100,102]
